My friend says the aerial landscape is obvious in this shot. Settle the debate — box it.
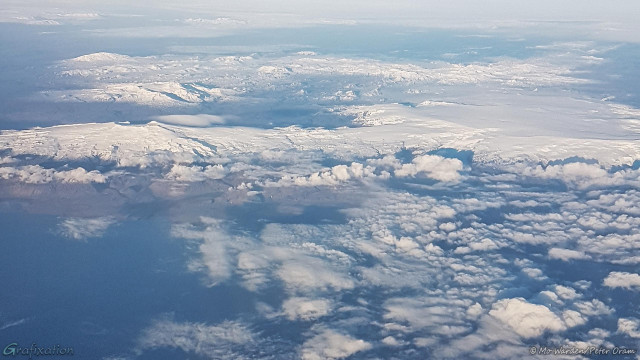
[1,0,640,359]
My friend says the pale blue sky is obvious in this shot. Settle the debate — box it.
[4,0,640,22]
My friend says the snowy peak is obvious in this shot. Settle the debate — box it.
[69,52,132,63]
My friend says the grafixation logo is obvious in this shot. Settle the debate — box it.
[2,343,73,359]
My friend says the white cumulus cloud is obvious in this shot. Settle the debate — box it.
[282,297,332,321]
[165,164,227,182]
[603,272,640,290]
[0,165,106,184]
[548,248,590,261]
[394,154,463,182]
[618,318,640,338]
[58,217,115,241]
[137,317,255,359]
[277,260,355,293]
[301,328,371,360]
[489,298,567,338]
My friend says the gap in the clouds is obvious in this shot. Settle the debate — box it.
[0,21,573,65]
[208,25,546,64]
[226,203,348,233]
[137,348,196,360]
[0,211,302,359]
[541,258,639,336]
[7,154,120,174]
[0,101,197,130]
[1,100,358,131]
[512,177,570,193]
[318,156,359,169]
[611,159,640,173]
[394,146,415,164]
[0,212,200,359]
[547,156,599,166]
[122,199,177,219]
[577,43,640,109]
[427,148,474,167]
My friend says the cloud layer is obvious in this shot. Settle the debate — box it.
[1,25,640,360]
